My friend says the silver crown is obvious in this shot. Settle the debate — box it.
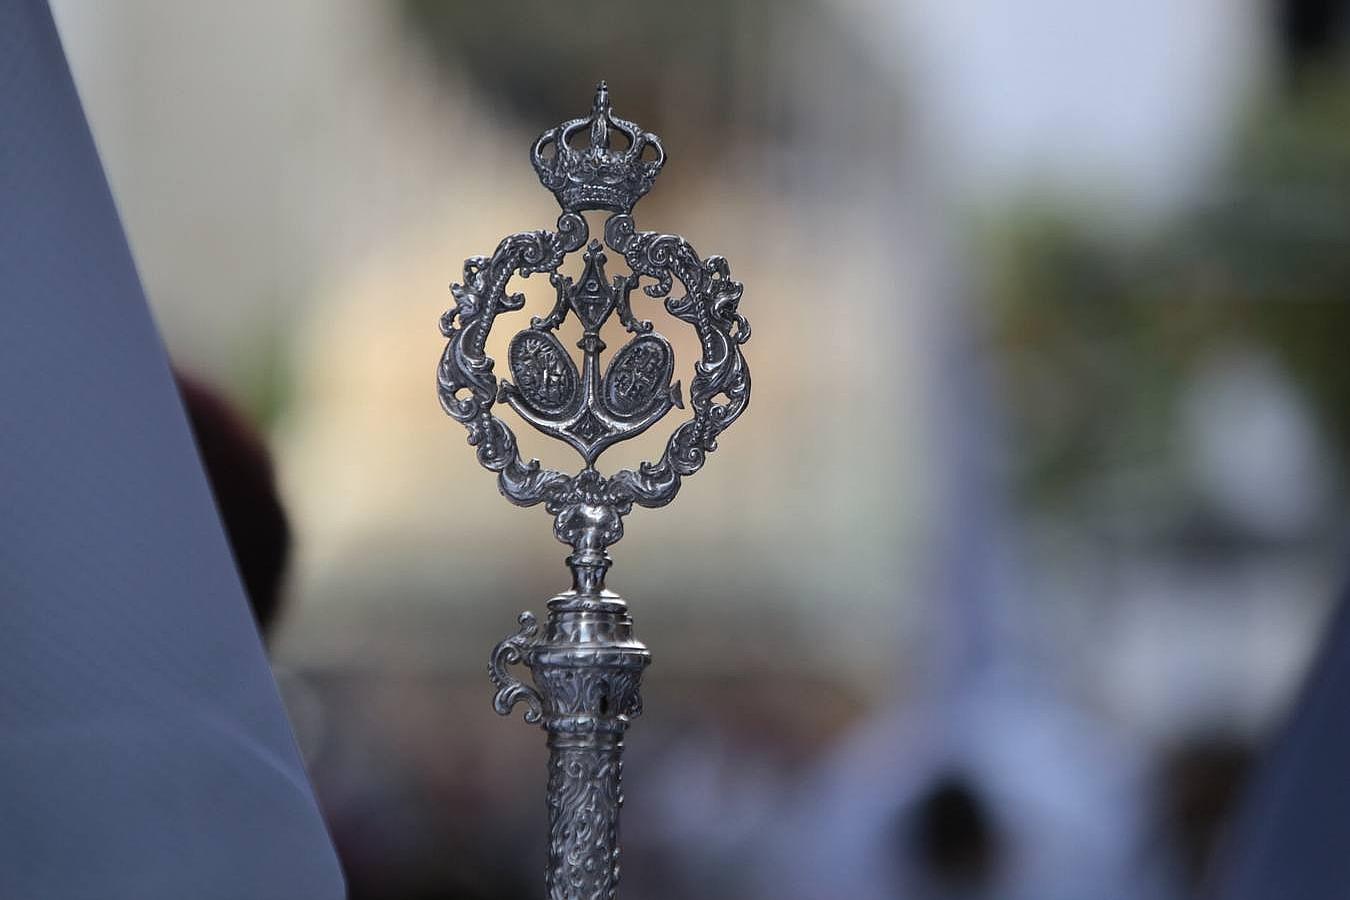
[530,81,666,214]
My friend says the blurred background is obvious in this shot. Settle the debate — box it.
[47,0,1350,897]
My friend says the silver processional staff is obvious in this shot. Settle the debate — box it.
[436,81,752,899]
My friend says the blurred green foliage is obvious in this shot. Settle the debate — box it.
[984,73,1350,515]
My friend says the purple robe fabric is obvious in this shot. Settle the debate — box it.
[0,2,344,896]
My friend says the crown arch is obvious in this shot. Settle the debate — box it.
[530,81,667,214]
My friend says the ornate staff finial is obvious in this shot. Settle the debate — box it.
[530,81,667,214]
[437,84,750,898]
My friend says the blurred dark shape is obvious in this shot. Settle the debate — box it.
[175,370,291,632]
[345,873,530,900]
[1277,0,1350,75]
[906,773,1001,890]
[1155,735,1254,890]
[1210,589,1350,899]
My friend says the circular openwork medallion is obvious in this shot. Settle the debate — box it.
[436,83,751,566]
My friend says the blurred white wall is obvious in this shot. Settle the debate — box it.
[49,1,930,687]
[834,0,1269,219]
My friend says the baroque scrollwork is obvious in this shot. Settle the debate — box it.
[532,662,647,732]
[547,744,624,900]
[488,611,543,724]
[436,206,750,559]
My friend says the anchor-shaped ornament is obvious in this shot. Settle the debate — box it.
[498,239,683,467]
[436,81,750,900]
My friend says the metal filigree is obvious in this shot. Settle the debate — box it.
[437,210,750,564]
[438,83,750,900]
[498,239,682,466]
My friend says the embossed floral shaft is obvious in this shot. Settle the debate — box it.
[547,739,624,899]
[437,83,749,899]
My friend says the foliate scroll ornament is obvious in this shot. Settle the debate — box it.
[489,612,543,724]
[532,662,647,732]
[547,744,624,900]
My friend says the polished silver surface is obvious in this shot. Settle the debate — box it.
[437,82,751,899]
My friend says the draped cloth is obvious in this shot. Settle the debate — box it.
[0,2,344,896]
[1211,590,1350,900]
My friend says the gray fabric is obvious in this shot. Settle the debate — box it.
[0,2,344,897]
